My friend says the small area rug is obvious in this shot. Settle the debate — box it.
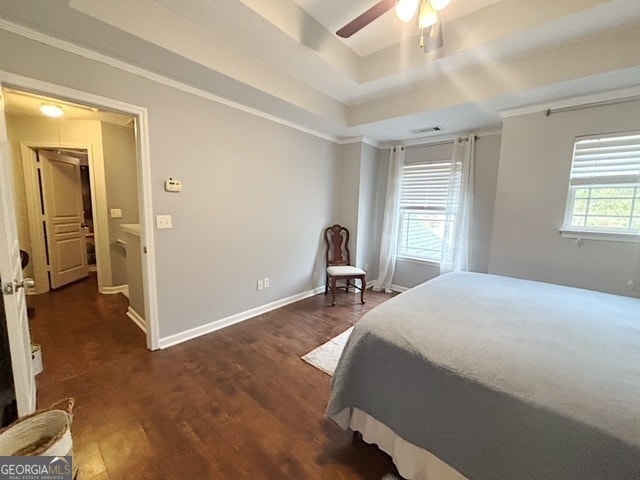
[301,327,353,375]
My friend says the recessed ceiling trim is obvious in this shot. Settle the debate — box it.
[0,19,339,144]
[499,85,640,119]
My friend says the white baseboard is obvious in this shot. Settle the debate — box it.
[100,284,129,296]
[126,306,146,333]
[390,284,409,293]
[158,286,325,349]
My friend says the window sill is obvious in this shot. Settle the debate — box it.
[395,255,441,267]
[559,228,640,243]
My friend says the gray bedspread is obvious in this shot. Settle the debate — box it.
[326,272,640,479]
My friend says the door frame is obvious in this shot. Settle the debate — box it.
[0,82,35,416]
[25,148,91,290]
[21,144,104,294]
[1,70,160,351]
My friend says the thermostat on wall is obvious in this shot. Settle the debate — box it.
[164,178,182,192]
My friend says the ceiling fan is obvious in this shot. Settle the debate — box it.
[336,0,450,52]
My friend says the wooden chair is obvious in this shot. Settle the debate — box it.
[324,224,366,306]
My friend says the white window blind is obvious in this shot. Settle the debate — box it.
[570,132,640,186]
[563,131,640,237]
[400,161,454,211]
[397,161,459,261]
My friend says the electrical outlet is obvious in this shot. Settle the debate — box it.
[264,278,270,288]
[156,215,172,229]
[257,279,264,291]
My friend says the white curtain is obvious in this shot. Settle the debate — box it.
[441,135,476,274]
[372,146,405,293]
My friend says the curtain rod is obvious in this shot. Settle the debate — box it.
[545,95,640,116]
[405,135,479,149]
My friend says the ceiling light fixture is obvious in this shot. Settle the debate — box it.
[337,0,450,52]
[393,0,450,51]
[395,0,420,23]
[429,0,450,11]
[39,104,64,118]
[418,1,438,28]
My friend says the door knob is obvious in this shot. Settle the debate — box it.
[1,278,35,295]
[18,278,36,289]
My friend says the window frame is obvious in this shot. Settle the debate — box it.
[396,159,459,263]
[560,131,640,243]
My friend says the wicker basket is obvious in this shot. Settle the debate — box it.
[0,398,76,476]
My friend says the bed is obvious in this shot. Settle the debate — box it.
[326,272,640,480]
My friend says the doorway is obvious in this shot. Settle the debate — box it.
[0,72,159,416]
[0,76,158,351]
[33,148,91,290]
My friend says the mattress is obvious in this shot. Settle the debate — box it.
[326,272,640,479]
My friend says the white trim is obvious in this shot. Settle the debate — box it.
[19,141,112,293]
[380,127,502,150]
[395,255,440,267]
[0,19,337,144]
[559,228,640,244]
[499,86,640,119]
[20,145,48,294]
[0,70,160,352]
[126,306,146,333]
[159,286,325,349]
[337,136,381,148]
[390,284,409,293]
[134,108,159,351]
[100,284,129,295]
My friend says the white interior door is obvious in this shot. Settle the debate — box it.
[0,87,36,416]
[40,150,89,289]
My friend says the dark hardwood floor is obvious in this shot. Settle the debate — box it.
[28,275,399,479]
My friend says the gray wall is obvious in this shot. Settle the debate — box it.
[489,102,640,297]
[355,143,381,279]
[335,143,361,254]
[470,133,501,273]
[390,134,502,289]
[334,141,383,280]
[0,29,340,338]
[101,123,138,286]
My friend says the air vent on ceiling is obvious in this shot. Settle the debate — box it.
[410,126,441,134]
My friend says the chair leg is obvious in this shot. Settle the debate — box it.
[360,276,366,304]
[325,274,328,295]
[331,277,337,306]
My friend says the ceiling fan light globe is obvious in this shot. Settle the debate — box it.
[429,0,450,11]
[395,0,420,22]
[418,2,438,28]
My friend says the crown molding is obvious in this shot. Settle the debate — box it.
[499,85,640,119]
[0,19,339,143]
[336,136,381,148]
[379,127,503,149]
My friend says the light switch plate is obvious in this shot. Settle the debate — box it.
[110,208,123,218]
[156,215,172,229]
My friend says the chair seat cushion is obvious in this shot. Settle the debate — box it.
[327,265,366,277]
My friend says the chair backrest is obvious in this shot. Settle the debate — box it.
[324,224,352,267]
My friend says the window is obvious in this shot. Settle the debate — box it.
[397,160,460,262]
[563,132,640,239]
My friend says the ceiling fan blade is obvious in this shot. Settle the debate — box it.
[423,20,444,52]
[336,0,396,38]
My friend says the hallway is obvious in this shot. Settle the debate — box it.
[27,277,398,479]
